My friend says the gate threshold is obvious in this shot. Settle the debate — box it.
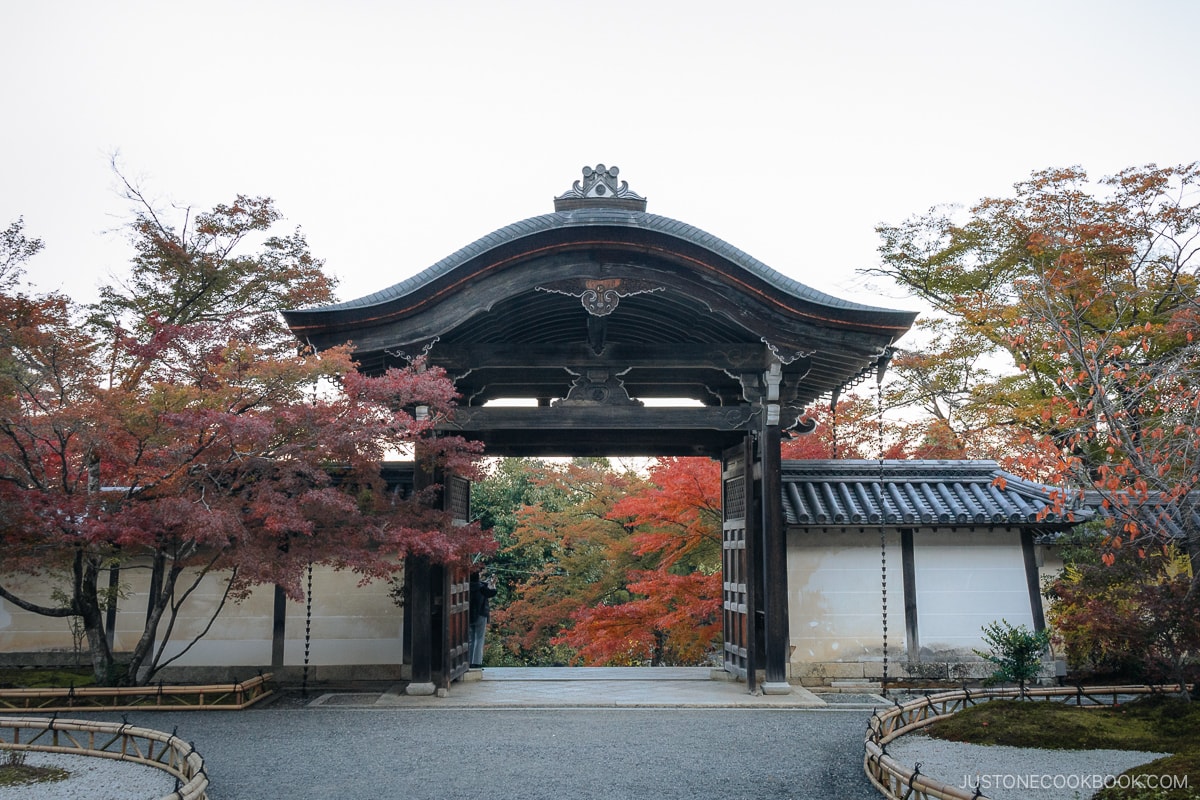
[307,667,827,708]
[476,667,714,682]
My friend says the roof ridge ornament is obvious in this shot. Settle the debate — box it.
[554,164,647,212]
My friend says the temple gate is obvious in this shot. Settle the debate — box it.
[283,165,916,692]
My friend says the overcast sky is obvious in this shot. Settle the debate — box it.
[3,0,1197,318]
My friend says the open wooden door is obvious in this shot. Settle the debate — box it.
[721,436,758,692]
[437,474,473,688]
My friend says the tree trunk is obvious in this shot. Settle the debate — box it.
[76,552,117,685]
[125,554,174,685]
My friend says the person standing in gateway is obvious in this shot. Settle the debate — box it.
[469,572,497,668]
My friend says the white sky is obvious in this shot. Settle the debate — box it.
[3,0,1198,320]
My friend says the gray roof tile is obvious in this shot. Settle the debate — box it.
[781,459,1086,529]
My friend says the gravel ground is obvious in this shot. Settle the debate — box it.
[4,707,1172,800]
[0,752,178,800]
[887,733,1172,800]
[4,707,882,800]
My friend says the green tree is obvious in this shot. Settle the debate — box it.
[0,218,43,289]
[975,619,1051,692]
[484,459,644,665]
[470,458,558,608]
[870,163,1200,595]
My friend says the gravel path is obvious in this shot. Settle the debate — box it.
[4,706,1174,800]
[0,752,178,800]
[4,707,882,800]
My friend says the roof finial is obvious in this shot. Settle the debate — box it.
[554,164,647,212]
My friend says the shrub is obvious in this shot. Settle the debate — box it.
[975,619,1051,692]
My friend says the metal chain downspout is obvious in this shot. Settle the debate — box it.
[302,381,318,698]
[877,360,889,696]
[830,389,841,461]
[302,563,313,697]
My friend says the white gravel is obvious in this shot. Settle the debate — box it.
[887,733,1173,800]
[0,751,178,800]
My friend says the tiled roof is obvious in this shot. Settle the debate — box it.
[1084,490,1200,542]
[781,460,1085,529]
[297,208,911,320]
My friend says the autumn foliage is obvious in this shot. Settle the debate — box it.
[482,457,723,667]
[1046,530,1200,687]
[484,459,640,665]
[873,162,1200,685]
[0,182,484,685]
[559,457,723,666]
[785,391,968,461]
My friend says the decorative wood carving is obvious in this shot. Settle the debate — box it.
[385,336,440,364]
[553,368,643,407]
[554,164,648,212]
[761,337,814,365]
[537,278,665,317]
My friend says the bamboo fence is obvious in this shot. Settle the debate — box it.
[863,683,1191,800]
[0,715,208,800]
[0,673,273,712]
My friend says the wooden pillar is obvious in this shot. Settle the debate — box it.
[900,528,920,663]
[105,565,120,652]
[400,562,413,675]
[143,554,164,669]
[405,556,435,694]
[1020,529,1046,633]
[434,563,450,692]
[405,440,438,696]
[271,585,287,667]
[760,423,791,692]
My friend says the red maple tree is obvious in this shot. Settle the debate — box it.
[555,457,723,666]
[486,459,640,664]
[0,190,485,685]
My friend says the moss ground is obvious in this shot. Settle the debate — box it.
[924,696,1199,799]
[0,755,69,788]
[0,667,95,689]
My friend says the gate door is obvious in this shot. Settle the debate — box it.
[439,474,473,687]
[721,436,758,692]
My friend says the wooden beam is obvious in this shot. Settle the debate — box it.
[429,342,774,371]
[1020,529,1046,633]
[453,429,739,458]
[445,404,759,432]
[900,529,920,663]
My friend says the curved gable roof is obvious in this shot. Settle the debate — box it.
[295,207,909,326]
[282,167,917,413]
[284,195,916,354]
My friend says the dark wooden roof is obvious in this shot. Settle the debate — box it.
[782,460,1088,530]
[283,166,918,457]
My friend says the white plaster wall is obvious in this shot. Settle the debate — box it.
[0,572,80,654]
[912,529,1035,655]
[1,562,404,667]
[787,527,1041,676]
[279,565,403,666]
[787,529,906,664]
[140,570,274,667]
